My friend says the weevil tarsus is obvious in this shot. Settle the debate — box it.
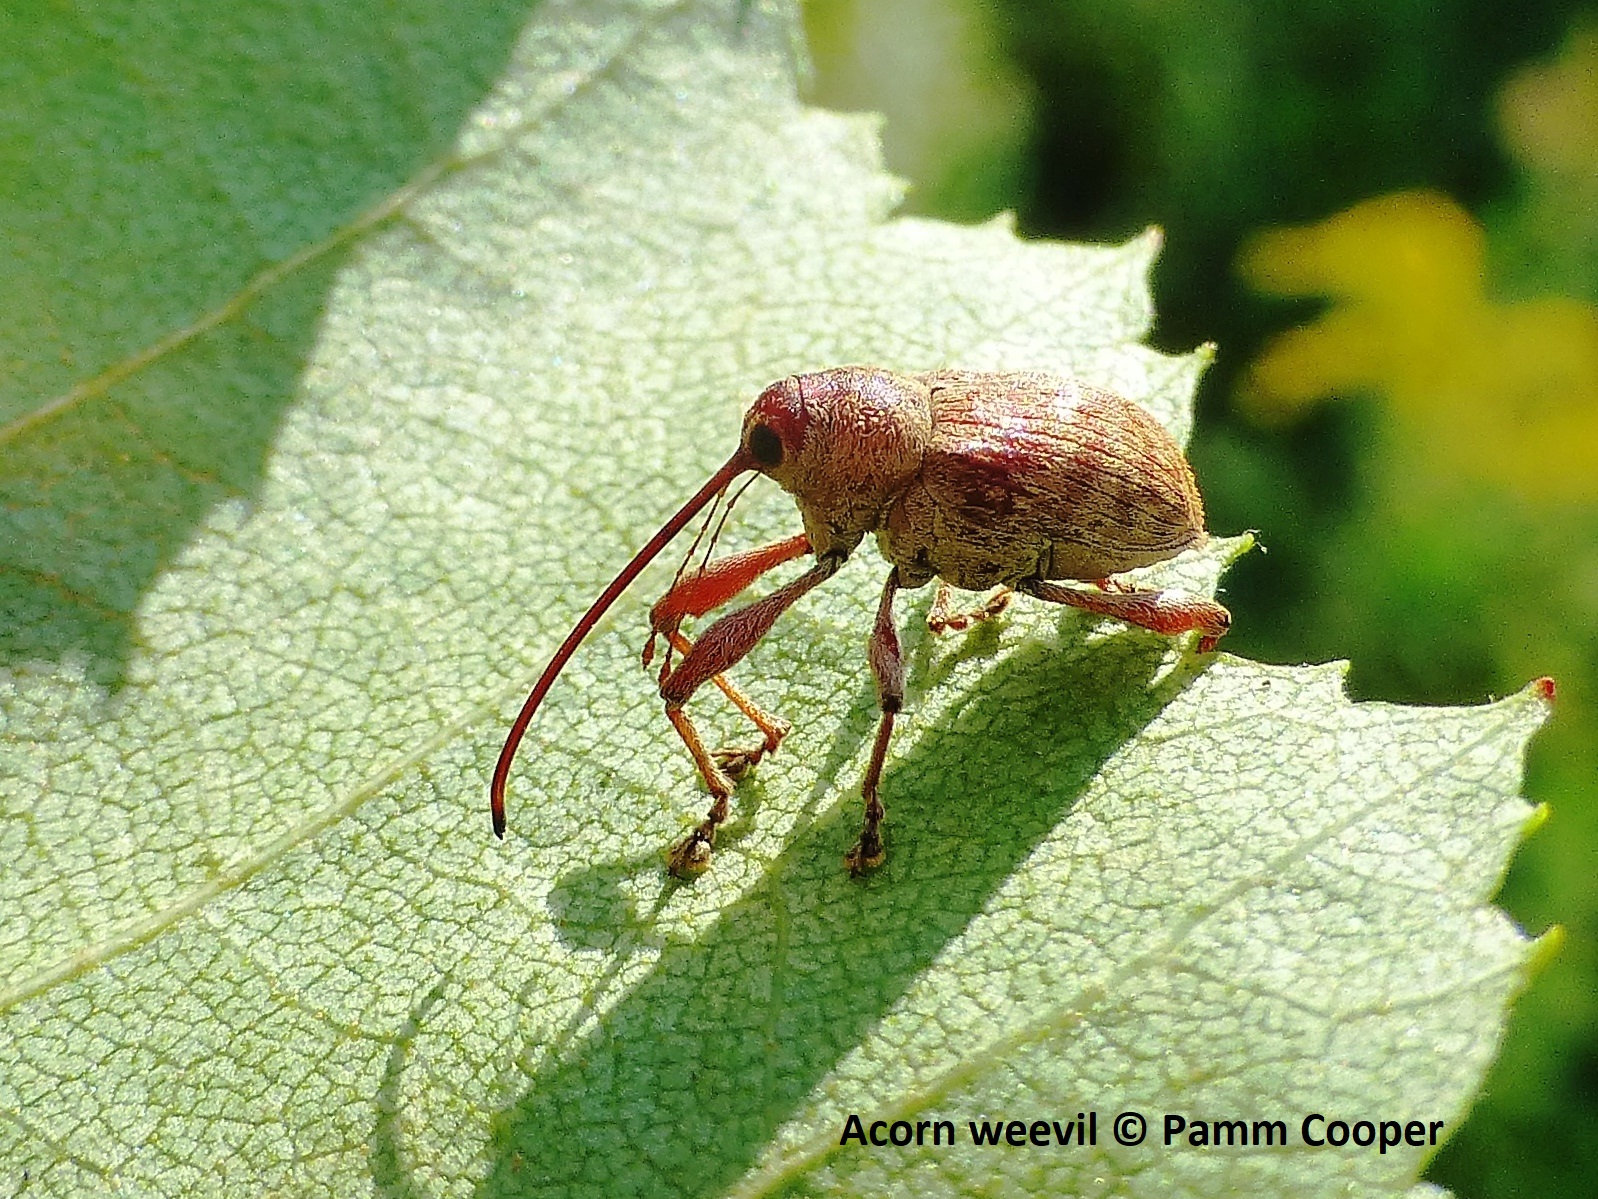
[927,582,1013,634]
[659,629,791,767]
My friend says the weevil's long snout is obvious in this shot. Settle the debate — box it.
[490,449,755,837]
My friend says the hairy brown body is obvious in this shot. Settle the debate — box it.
[889,370,1206,587]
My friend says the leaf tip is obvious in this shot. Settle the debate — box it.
[984,209,1020,234]
[1528,923,1566,978]
[1212,530,1262,567]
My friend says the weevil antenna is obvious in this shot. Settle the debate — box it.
[655,474,733,677]
[699,473,756,570]
[669,484,725,597]
[491,450,755,837]
[656,471,757,677]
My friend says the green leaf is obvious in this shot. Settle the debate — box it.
[0,2,1550,1196]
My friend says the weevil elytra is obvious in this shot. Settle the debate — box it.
[491,367,1231,877]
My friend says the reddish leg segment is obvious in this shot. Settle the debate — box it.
[1021,579,1231,652]
[662,553,843,876]
[645,533,811,666]
[846,569,905,875]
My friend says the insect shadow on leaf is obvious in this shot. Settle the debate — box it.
[481,624,1203,1199]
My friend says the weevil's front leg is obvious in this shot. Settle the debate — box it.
[927,582,1012,634]
[644,533,811,667]
[643,535,813,779]
[661,554,844,877]
[846,569,904,875]
[662,629,788,779]
[1021,578,1231,653]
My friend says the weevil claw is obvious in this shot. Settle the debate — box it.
[712,740,778,781]
[667,825,716,878]
[844,834,885,876]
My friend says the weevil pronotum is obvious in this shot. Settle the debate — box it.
[491,367,1231,877]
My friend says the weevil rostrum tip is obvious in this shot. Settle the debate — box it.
[491,367,1232,877]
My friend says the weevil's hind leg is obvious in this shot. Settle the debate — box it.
[1021,578,1231,653]
[846,569,905,875]
[660,554,843,877]
[662,629,789,780]
[927,582,1012,634]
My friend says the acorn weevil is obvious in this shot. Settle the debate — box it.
[491,367,1231,877]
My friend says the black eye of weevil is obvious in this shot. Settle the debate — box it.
[748,423,783,468]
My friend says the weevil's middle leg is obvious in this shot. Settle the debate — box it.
[661,554,842,877]
[927,582,1012,633]
[1021,578,1231,653]
[846,568,904,875]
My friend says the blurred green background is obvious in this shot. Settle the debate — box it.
[804,1,1597,1194]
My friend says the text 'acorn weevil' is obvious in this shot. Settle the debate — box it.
[491,367,1232,877]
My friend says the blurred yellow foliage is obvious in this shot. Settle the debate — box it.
[1239,190,1598,500]
[1498,24,1598,183]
